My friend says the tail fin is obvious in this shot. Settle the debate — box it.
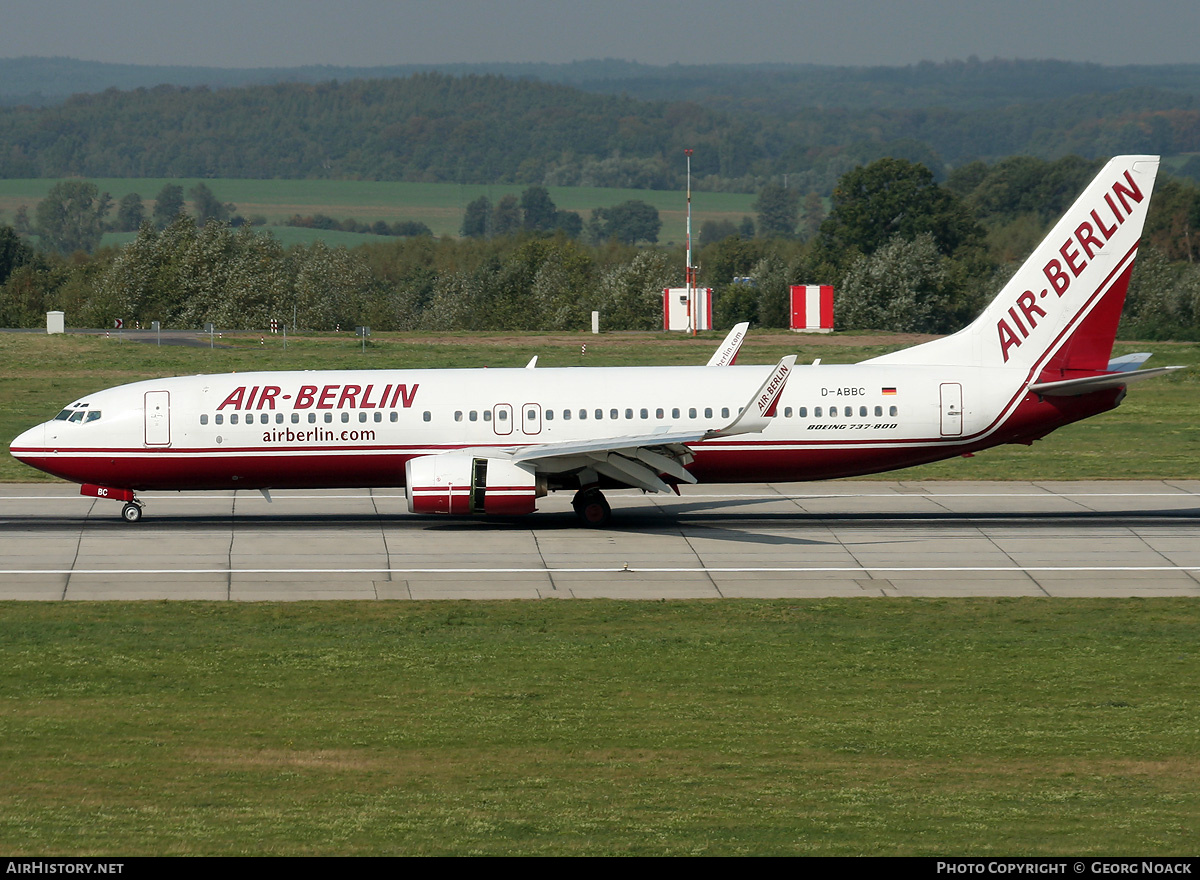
[868,155,1160,378]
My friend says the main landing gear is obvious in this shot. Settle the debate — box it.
[121,502,144,523]
[572,487,611,527]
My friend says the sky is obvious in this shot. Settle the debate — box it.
[2,0,1199,68]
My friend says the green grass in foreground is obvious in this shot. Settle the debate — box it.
[0,600,1197,856]
[2,330,1198,482]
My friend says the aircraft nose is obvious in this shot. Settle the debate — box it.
[9,423,45,459]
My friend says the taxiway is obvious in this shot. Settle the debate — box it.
[1,480,1198,600]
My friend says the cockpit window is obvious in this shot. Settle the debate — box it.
[55,406,100,422]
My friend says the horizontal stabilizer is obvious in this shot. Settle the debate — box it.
[1029,366,1184,397]
[1106,352,1152,372]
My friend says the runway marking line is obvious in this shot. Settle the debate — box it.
[4,566,1200,575]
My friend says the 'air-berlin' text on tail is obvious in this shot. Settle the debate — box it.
[869,155,1159,379]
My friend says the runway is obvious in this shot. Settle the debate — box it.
[2,481,1199,600]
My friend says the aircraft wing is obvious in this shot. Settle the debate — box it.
[506,355,797,493]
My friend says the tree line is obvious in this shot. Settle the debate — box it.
[2,155,1199,339]
[3,72,1199,195]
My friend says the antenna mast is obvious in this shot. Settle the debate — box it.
[685,148,695,336]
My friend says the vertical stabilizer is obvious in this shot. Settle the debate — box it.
[867,155,1159,377]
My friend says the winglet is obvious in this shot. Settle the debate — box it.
[706,355,797,438]
[707,322,749,367]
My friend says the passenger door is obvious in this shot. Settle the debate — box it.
[144,390,171,446]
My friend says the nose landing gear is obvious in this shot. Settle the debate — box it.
[80,484,144,523]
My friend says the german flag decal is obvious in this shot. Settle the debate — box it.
[882,387,897,395]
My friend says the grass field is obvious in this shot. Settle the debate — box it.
[2,332,1198,855]
[3,329,1197,482]
[0,600,1197,856]
[0,178,757,243]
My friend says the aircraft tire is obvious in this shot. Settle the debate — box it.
[573,489,611,527]
[121,502,143,523]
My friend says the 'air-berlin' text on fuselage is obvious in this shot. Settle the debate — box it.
[996,170,1144,363]
[216,383,419,411]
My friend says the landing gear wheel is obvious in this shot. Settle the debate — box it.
[572,488,611,527]
[121,502,143,523]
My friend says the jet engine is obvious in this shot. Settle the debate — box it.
[405,453,544,516]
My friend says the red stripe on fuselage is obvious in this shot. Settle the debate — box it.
[11,388,1120,491]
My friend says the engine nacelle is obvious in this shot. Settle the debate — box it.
[405,453,543,516]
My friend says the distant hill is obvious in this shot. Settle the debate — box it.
[6,56,1200,112]
[1,57,1199,192]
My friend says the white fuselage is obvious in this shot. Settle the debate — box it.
[9,361,1115,492]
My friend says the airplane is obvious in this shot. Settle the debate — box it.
[9,155,1182,527]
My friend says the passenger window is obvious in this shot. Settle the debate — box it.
[200,414,209,425]
[639,408,648,419]
[423,411,431,422]
[594,409,602,420]
[308,413,316,423]
[262,413,271,424]
[277,413,284,424]
[610,409,618,420]
[562,409,571,421]
[704,407,713,419]
[498,409,507,421]
[469,411,477,421]
[689,407,697,418]
[624,408,633,419]
[390,412,398,423]
[215,414,224,425]
[455,411,463,422]
[359,412,367,423]
[875,406,882,417]
[291,413,299,424]
[672,408,680,419]
[721,407,729,419]
[324,413,333,423]
[374,412,382,423]
[784,407,792,418]
[814,407,822,417]
[799,407,807,417]
[859,406,867,417]
[829,408,837,418]
[656,408,664,419]
[341,412,350,423]
[231,414,239,425]
[579,409,587,420]
[527,409,537,420]
[546,410,554,420]
[845,407,852,417]
[889,406,898,417]
[483,411,491,422]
